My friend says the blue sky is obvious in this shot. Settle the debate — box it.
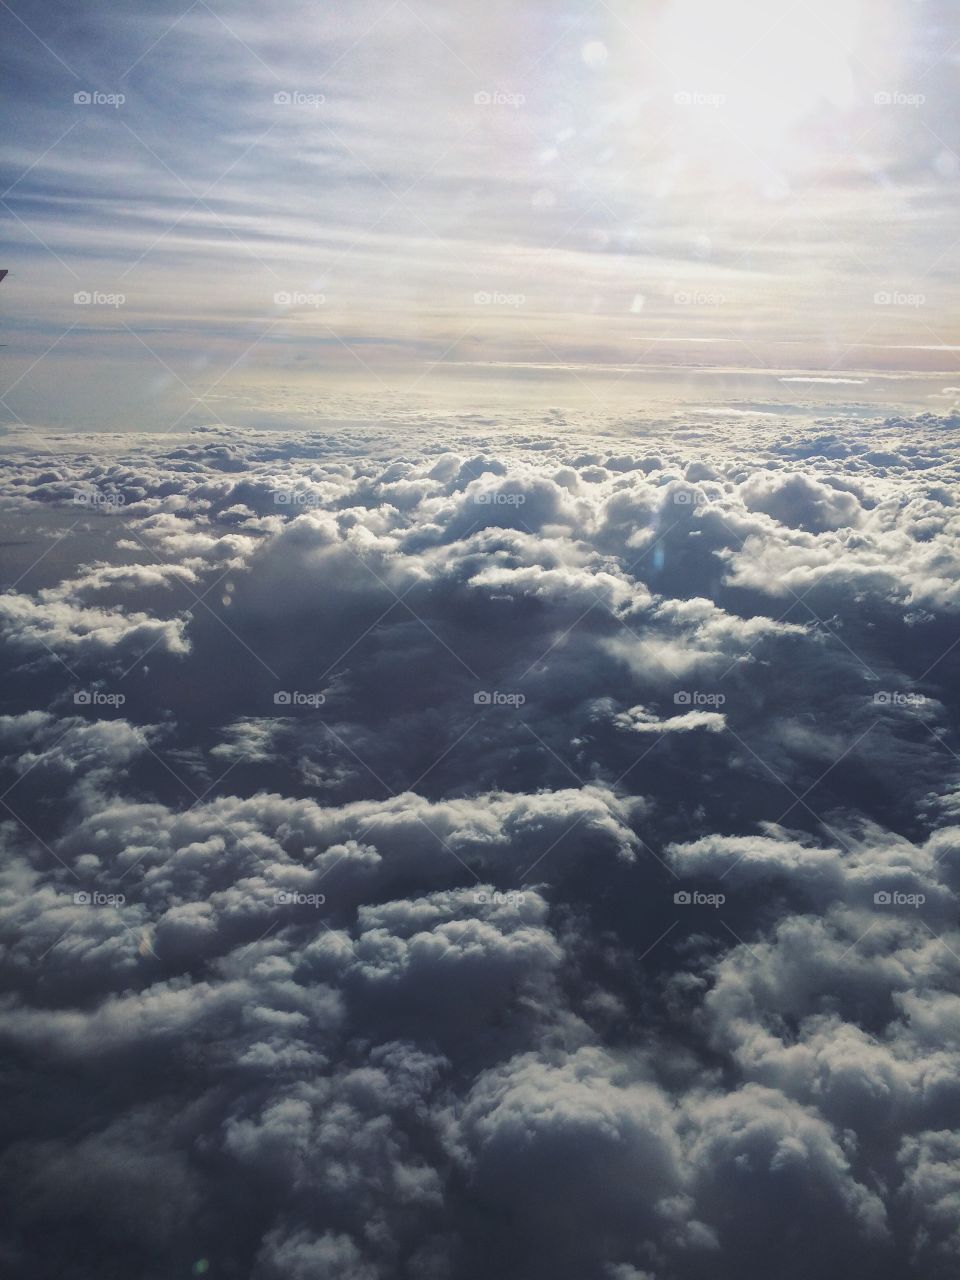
[2,0,960,427]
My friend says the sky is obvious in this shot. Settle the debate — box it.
[4,5,960,1280]
[3,0,960,428]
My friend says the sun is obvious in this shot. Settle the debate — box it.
[657,0,862,156]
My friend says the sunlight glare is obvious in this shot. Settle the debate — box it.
[658,0,862,153]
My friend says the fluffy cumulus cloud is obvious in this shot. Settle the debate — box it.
[1,412,959,1278]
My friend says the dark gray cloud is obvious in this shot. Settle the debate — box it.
[1,415,959,1278]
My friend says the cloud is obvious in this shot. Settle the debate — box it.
[1,416,960,1277]
[739,472,864,532]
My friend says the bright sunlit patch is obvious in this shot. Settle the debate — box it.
[659,0,861,154]
[582,40,609,68]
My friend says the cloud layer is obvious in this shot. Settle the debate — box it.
[1,412,959,1278]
